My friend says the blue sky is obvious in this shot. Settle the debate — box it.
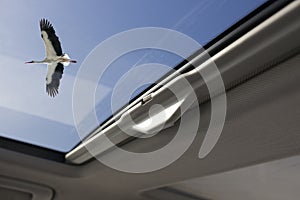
[0,0,267,152]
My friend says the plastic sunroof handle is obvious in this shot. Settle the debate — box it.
[66,65,207,164]
[120,75,199,135]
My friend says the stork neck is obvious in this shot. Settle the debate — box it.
[33,60,47,64]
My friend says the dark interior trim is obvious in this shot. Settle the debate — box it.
[0,136,65,162]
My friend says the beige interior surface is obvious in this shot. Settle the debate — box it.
[0,1,300,200]
[168,155,300,200]
[0,187,32,200]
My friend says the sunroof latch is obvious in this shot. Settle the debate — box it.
[142,94,153,105]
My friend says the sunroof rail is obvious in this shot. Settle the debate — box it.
[83,0,292,142]
[66,0,300,164]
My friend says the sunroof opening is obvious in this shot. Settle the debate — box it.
[0,0,269,152]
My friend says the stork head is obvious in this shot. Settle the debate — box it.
[25,60,34,64]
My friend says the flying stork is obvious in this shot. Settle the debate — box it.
[25,19,77,97]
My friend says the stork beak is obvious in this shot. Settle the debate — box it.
[70,60,77,64]
[25,61,34,64]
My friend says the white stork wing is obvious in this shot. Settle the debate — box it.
[40,19,63,59]
[46,62,64,97]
